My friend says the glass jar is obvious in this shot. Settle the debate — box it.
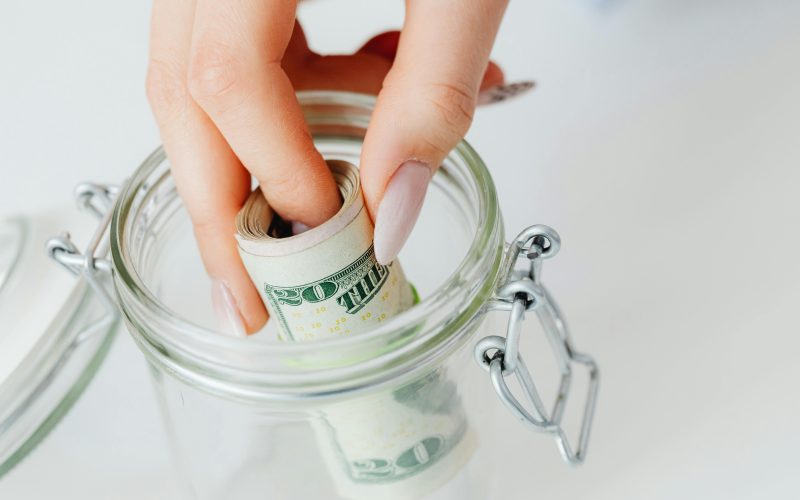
[43,91,597,499]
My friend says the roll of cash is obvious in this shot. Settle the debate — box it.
[315,370,476,500]
[236,160,474,499]
[236,160,415,342]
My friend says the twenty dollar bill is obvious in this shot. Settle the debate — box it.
[235,160,473,499]
[236,160,414,341]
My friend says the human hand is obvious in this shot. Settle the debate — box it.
[146,0,531,335]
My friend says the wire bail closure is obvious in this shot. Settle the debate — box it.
[474,225,599,465]
[46,183,119,316]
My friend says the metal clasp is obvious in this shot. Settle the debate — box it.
[46,183,118,314]
[474,225,599,465]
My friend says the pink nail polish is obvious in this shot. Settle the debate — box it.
[374,160,432,265]
[478,81,536,106]
[291,221,310,235]
[211,279,247,337]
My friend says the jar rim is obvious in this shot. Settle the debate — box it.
[110,91,505,398]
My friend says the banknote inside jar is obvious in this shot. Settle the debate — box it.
[235,160,476,499]
[236,160,415,342]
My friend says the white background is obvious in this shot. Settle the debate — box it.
[2,0,800,498]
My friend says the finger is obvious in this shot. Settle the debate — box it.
[480,61,504,91]
[360,0,510,264]
[476,62,536,104]
[358,31,505,92]
[289,26,507,96]
[188,0,341,228]
[282,24,391,94]
[146,0,267,334]
[358,31,401,60]
[282,19,318,79]
[289,52,392,94]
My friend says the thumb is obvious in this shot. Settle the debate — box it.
[359,0,508,265]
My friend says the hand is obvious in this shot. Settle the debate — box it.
[146,0,530,335]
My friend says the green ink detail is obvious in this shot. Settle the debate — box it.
[262,244,389,336]
[351,459,394,478]
[396,437,443,469]
[409,282,420,305]
[392,370,461,415]
[324,419,467,484]
[301,281,338,303]
[335,259,389,314]
[319,368,469,484]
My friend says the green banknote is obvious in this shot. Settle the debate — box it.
[236,160,474,499]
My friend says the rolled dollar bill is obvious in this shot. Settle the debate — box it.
[236,160,473,499]
[316,370,476,500]
[236,160,415,341]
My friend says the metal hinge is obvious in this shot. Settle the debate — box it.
[474,225,600,465]
[46,183,118,314]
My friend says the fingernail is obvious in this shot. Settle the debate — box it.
[374,160,432,265]
[478,81,536,106]
[291,221,310,235]
[211,279,247,337]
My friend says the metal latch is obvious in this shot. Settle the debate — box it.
[46,183,118,314]
[475,225,600,465]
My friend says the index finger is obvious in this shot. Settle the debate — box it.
[187,0,341,227]
[147,0,268,335]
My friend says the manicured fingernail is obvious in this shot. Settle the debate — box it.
[211,279,246,337]
[292,221,310,235]
[478,81,536,105]
[374,160,432,265]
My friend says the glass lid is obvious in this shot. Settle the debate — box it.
[0,206,119,478]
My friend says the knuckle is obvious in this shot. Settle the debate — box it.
[420,81,476,138]
[192,216,221,237]
[260,156,322,216]
[187,42,244,104]
[190,207,238,242]
[145,58,188,117]
[266,164,307,198]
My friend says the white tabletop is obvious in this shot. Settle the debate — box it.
[2,0,799,498]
